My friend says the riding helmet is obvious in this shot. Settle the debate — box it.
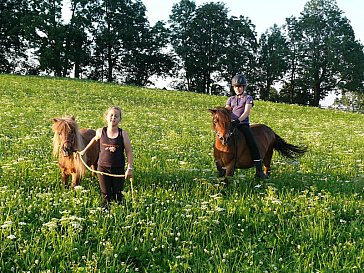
[231,74,247,86]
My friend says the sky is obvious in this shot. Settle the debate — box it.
[142,0,364,43]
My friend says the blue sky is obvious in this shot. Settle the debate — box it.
[142,0,364,43]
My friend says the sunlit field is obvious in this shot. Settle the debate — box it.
[0,74,363,272]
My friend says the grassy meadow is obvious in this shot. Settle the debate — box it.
[0,74,363,272]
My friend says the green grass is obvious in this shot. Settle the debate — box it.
[0,74,363,272]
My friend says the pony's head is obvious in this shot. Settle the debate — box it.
[209,107,233,145]
[52,116,83,157]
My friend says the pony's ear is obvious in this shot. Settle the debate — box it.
[71,115,75,121]
[52,118,60,123]
[208,109,216,114]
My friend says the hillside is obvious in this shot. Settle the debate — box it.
[0,74,363,272]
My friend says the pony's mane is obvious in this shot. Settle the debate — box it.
[52,116,86,177]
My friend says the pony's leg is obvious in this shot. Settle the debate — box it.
[61,172,69,188]
[215,160,226,177]
[90,164,97,176]
[221,165,237,187]
[263,148,273,176]
[71,173,80,189]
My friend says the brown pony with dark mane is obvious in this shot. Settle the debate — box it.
[52,116,99,189]
[209,107,306,183]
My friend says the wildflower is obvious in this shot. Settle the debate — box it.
[74,185,84,191]
[42,221,57,229]
[1,221,13,228]
[214,206,225,212]
[70,221,82,230]
[7,234,16,240]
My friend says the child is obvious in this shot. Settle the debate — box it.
[80,106,133,207]
[226,74,267,179]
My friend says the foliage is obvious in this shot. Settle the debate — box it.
[283,0,364,106]
[333,91,364,112]
[0,0,364,105]
[257,25,289,100]
[0,75,363,272]
[220,15,258,96]
[0,0,31,73]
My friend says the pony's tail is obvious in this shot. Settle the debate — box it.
[274,133,307,159]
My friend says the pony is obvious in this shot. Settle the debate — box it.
[52,116,99,189]
[209,107,307,184]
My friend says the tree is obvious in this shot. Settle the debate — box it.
[334,91,364,112]
[219,15,257,96]
[0,0,31,73]
[89,0,133,82]
[282,16,304,104]
[290,0,364,106]
[64,0,95,78]
[88,0,149,82]
[122,20,175,86]
[29,0,67,77]
[257,25,289,101]
[169,0,197,91]
[187,2,229,94]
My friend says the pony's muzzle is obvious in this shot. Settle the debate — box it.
[62,143,74,157]
[218,133,232,146]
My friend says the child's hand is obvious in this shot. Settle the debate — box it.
[125,168,133,179]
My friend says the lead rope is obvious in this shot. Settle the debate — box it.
[75,151,134,203]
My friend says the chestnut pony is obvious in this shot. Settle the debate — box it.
[209,107,306,183]
[52,116,99,189]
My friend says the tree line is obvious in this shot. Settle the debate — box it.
[1,0,364,107]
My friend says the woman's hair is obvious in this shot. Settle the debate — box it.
[103,106,122,123]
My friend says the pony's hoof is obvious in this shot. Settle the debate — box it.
[255,173,269,179]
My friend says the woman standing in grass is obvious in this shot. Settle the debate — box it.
[80,106,133,207]
[226,74,267,179]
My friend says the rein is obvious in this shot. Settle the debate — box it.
[230,127,239,173]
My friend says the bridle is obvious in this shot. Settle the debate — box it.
[213,113,236,146]
[213,117,239,173]
[59,124,77,157]
[216,127,235,146]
